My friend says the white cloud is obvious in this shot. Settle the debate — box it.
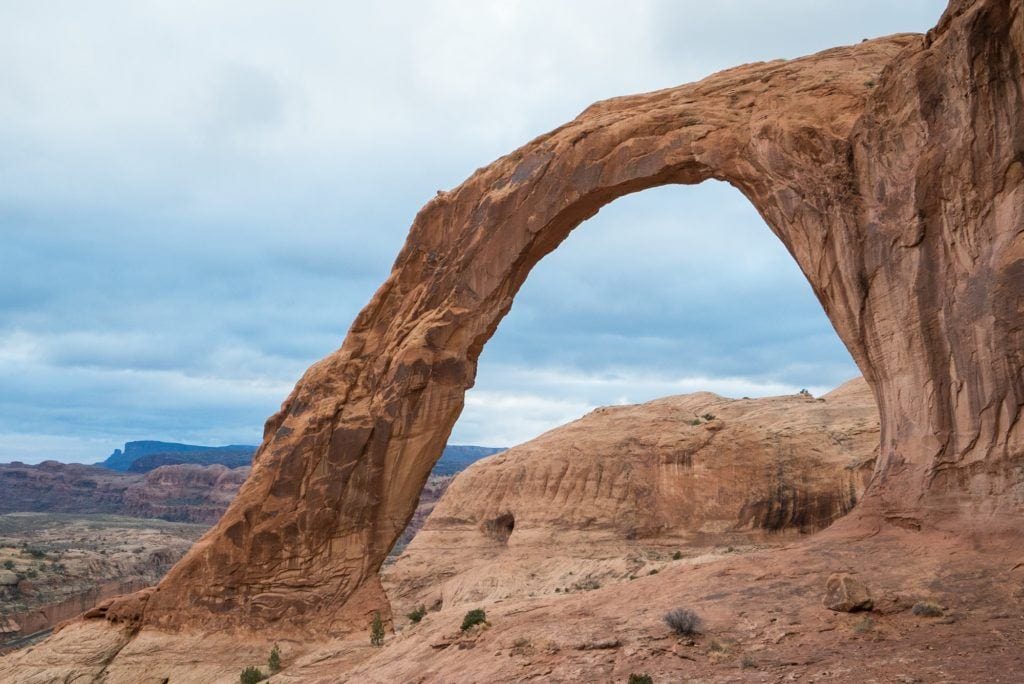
[454,363,845,447]
[0,1,938,461]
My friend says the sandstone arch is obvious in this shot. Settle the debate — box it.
[138,0,1022,635]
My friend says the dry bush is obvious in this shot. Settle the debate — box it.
[664,608,702,635]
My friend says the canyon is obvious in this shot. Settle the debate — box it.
[1,0,1022,680]
[0,462,250,524]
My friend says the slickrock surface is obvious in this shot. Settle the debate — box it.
[383,380,877,614]
[3,0,1022,679]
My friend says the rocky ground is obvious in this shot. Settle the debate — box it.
[0,514,207,651]
[6,522,1021,683]
[0,471,452,651]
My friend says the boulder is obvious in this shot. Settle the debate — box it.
[823,573,873,612]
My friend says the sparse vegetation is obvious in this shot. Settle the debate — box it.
[672,550,683,560]
[648,568,659,575]
[741,655,757,669]
[25,547,46,559]
[853,615,874,633]
[239,665,264,684]
[571,578,601,591]
[2,560,13,570]
[701,413,715,421]
[689,419,702,426]
[664,608,702,635]
[267,643,281,673]
[370,610,385,646]
[461,608,487,631]
[407,604,427,623]
[628,674,654,684]
[911,601,943,617]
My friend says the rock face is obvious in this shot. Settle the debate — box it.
[384,379,877,611]
[822,573,874,612]
[121,465,252,523]
[0,461,249,524]
[0,462,136,515]
[58,0,1024,638]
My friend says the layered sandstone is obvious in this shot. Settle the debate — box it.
[132,0,1024,636]
[4,0,1021,664]
[0,462,250,524]
[385,380,878,613]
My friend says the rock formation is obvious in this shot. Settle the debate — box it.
[8,0,1023,652]
[124,0,1024,636]
[121,465,251,523]
[97,441,257,473]
[0,461,250,524]
[385,379,878,612]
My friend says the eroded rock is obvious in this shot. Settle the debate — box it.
[384,380,878,610]
[823,573,873,613]
[22,0,1024,644]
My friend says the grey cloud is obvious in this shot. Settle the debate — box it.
[0,1,943,462]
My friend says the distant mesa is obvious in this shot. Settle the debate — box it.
[96,440,502,476]
[97,441,257,473]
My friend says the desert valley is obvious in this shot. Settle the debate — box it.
[2,0,1023,681]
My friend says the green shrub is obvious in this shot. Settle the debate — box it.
[911,601,943,617]
[853,616,874,633]
[239,666,264,684]
[407,605,427,623]
[461,608,487,631]
[267,643,281,673]
[648,568,659,575]
[672,550,683,560]
[370,610,385,646]
[664,608,701,635]
[2,560,13,570]
[628,674,653,684]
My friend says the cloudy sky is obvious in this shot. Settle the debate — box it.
[1,1,946,463]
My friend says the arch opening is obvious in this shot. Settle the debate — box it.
[450,181,860,452]
[375,181,877,614]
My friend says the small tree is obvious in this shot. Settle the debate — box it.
[239,666,264,684]
[407,605,427,623]
[461,608,487,631]
[267,643,281,673]
[370,610,385,647]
